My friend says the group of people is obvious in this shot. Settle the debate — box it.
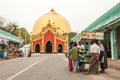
[67,39,108,75]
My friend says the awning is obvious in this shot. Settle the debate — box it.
[71,34,80,42]
[0,29,22,44]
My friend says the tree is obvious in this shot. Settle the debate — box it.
[0,17,30,44]
[0,16,6,27]
[17,27,30,44]
[68,32,77,43]
[0,17,18,34]
[0,27,7,31]
[9,27,30,44]
[5,22,18,33]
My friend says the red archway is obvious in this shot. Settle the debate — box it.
[46,41,52,53]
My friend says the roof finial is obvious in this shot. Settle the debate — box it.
[51,8,54,12]
[47,20,51,26]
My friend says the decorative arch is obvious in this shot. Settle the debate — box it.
[46,41,52,53]
[35,44,40,53]
[58,44,63,53]
[56,39,64,53]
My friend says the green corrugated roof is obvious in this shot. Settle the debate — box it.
[71,34,80,42]
[0,29,22,44]
[84,2,120,31]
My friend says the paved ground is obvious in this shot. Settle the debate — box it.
[108,58,120,70]
[0,54,120,80]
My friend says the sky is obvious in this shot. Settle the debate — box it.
[0,0,120,33]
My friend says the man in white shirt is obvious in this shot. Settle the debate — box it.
[84,40,100,75]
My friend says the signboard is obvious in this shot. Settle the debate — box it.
[81,32,104,40]
[95,32,104,40]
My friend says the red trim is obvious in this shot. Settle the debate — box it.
[56,39,64,53]
[33,39,42,53]
[44,30,54,53]
[32,30,65,53]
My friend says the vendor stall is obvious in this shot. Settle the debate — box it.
[78,31,104,71]
[0,29,23,59]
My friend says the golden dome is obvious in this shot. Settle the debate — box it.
[32,9,71,35]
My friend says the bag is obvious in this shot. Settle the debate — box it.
[69,59,73,72]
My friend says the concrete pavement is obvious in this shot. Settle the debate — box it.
[108,58,120,70]
[0,54,120,80]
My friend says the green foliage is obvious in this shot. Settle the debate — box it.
[5,22,18,33]
[11,27,30,44]
[17,28,30,44]
[68,32,77,43]
[0,27,7,32]
[0,17,30,44]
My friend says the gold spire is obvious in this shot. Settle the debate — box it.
[51,8,54,12]
[18,28,24,42]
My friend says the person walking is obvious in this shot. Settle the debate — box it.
[70,42,79,73]
[99,43,108,73]
[68,42,74,72]
[27,49,32,57]
[84,40,100,75]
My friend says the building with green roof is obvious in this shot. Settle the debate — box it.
[83,2,120,60]
[0,29,22,44]
[72,2,120,60]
